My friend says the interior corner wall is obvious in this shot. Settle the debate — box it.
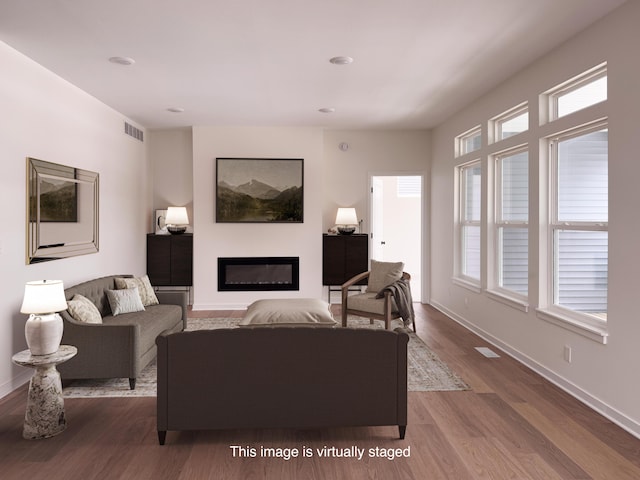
[191,126,324,309]
[322,130,430,235]
[429,1,640,436]
[0,42,149,399]
[147,128,194,233]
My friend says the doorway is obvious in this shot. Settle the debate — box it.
[370,175,423,302]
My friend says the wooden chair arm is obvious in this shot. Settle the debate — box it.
[341,271,370,289]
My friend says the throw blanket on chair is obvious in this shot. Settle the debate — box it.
[376,278,415,328]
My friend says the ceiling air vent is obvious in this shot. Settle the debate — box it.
[124,121,144,142]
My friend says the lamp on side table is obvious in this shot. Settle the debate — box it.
[20,279,68,355]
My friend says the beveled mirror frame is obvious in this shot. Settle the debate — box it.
[27,157,99,264]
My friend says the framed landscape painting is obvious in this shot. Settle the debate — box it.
[216,158,303,223]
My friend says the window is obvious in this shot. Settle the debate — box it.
[492,104,528,142]
[397,176,421,198]
[547,64,607,120]
[456,126,482,156]
[549,123,608,322]
[494,147,528,297]
[459,161,482,281]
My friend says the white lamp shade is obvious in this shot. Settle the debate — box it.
[20,280,67,314]
[335,207,358,225]
[165,206,189,225]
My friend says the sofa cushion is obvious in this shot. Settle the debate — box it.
[104,304,183,354]
[366,260,404,293]
[115,275,159,307]
[240,298,337,327]
[66,294,103,324]
[106,288,145,316]
[347,292,399,315]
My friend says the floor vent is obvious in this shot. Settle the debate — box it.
[124,121,144,142]
[475,347,501,358]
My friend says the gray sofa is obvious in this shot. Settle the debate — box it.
[58,275,187,389]
[156,326,409,444]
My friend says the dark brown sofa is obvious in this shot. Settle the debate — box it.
[58,275,187,389]
[156,326,409,444]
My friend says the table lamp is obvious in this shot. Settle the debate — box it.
[335,207,358,235]
[20,280,68,355]
[165,206,189,234]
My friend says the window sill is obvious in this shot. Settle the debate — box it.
[486,289,529,313]
[536,308,608,344]
[452,277,481,293]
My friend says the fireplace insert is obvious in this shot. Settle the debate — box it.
[218,257,299,291]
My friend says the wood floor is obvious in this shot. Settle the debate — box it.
[1,304,639,480]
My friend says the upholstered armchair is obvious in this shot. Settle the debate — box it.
[341,260,416,332]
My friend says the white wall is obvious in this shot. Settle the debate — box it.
[430,0,640,436]
[322,130,429,233]
[191,127,325,308]
[147,128,194,233]
[175,127,430,309]
[0,42,149,398]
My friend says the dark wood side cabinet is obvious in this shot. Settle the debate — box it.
[322,234,368,287]
[147,234,193,286]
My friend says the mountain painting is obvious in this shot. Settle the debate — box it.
[216,158,303,223]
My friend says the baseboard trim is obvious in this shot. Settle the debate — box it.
[0,368,31,400]
[430,300,640,440]
[192,303,247,311]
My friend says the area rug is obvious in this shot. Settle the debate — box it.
[63,317,469,398]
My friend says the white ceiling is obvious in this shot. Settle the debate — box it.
[0,0,626,130]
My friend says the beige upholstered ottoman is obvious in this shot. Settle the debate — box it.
[240,298,337,327]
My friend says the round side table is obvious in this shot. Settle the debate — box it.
[12,345,77,440]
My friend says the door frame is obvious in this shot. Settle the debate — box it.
[368,171,429,304]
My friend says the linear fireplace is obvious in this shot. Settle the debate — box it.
[218,257,300,291]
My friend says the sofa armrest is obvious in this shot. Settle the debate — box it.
[59,311,139,378]
[156,291,188,329]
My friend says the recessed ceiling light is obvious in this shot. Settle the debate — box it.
[108,56,135,66]
[167,107,185,113]
[318,107,336,113]
[329,56,353,65]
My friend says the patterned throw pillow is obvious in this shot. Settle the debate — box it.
[66,294,103,324]
[106,287,146,316]
[366,259,405,293]
[115,275,159,306]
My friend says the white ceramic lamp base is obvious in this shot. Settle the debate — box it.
[25,313,63,356]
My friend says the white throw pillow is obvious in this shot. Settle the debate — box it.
[66,294,102,324]
[106,287,146,316]
[366,259,404,293]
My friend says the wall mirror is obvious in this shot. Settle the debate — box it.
[27,157,99,264]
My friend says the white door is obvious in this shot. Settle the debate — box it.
[370,175,423,302]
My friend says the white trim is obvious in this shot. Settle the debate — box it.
[192,303,248,310]
[546,120,609,323]
[0,368,31,400]
[452,276,481,293]
[486,289,529,312]
[536,308,608,344]
[455,125,482,157]
[430,301,637,439]
[490,102,529,144]
[491,145,529,299]
[543,62,607,122]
